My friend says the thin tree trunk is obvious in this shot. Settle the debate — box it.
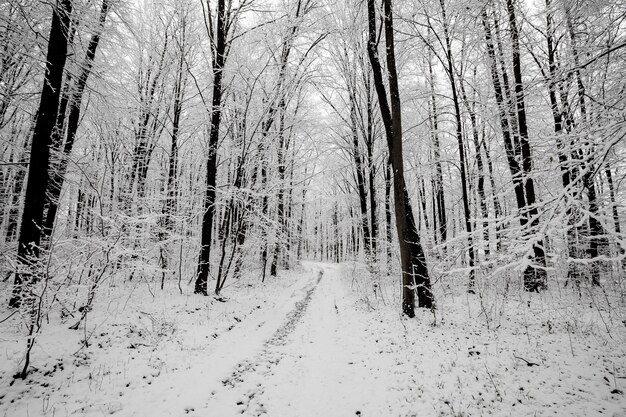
[271,102,288,277]
[165,30,186,233]
[439,0,475,292]
[427,55,447,246]
[5,139,29,242]
[606,166,621,235]
[482,129,503,250]
[385,157,393,271]
[459,75,489,259]
[350,98,372,262]
[365,75,378,265]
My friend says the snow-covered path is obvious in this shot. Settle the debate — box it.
[118,262,399,417]
[204,262,399,416]
[3,261,625,416]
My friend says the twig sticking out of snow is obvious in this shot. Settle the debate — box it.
[485,364,503,402]
[513,354,540,367]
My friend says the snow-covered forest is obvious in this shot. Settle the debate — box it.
[1,0,625,415]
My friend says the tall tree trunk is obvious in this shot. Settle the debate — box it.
[44,0,110,237]
[5,138,29,242]
[544,0,571,186]
[365,75,378,265]
[165,69,183,233]
[296,167,308,260]
[483,5,546,291]
[195,0,228,295]
[385,157,393,271]
[367,0,433,316]
[271,102,289,277]
[350,98,372,262]
[10,0,73,308]
[418,177,429,231]
[505,0,547,291]
[606,166,621,235]
[605,164,624,273]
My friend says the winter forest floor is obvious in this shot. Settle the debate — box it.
[1,261,626,416]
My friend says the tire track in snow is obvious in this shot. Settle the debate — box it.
[242,263,402,416]
[209,269,325,415]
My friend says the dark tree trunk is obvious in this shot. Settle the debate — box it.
[10,0,73,308]
[367,0,433,315]
[606,166,621,235]
[6,139,29,242]
[418,178,429,231]
[492,13,527,215]
[332,203,340,262]
[583,172,602,286]
[44,0,110,237]
[505,0,547,291]
[296,168,308,260]
[385,157,393,270]
[365,75,378,263]
[350,99,372,262]
[164,19,187,235]
[482,5,546,291]
[271,104,289,277]
[50,21,78,153]
[195,0,227,295]
[544,0,571,186]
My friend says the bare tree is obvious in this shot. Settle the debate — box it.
[43,0,111,237]
[9,0,74,307]
[366,0,434,315]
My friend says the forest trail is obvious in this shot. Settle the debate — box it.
[203,262,399,416]
[5,261,623,417]
[121,262,401,417]
[3,262,625,417]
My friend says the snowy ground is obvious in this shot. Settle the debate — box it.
[1,261,625,416]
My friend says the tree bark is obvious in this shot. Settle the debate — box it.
[385,157,393,271]
[350,97,372,262]
[504,0,547,291]
[196,0,228,295]
[44,0,110,237]
[10,0,73,308]
[482,4,547,291]
[367,0,433,315]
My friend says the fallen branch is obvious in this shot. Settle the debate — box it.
[514,354,540,367]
